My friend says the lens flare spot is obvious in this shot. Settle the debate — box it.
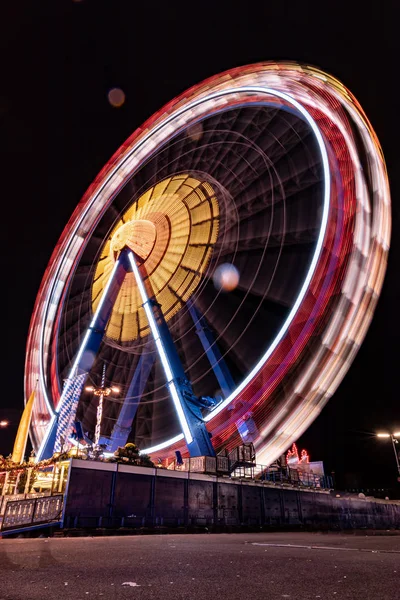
[108,88,126,108]
[213,263,240,292]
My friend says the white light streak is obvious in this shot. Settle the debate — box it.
[128,251,193,444]
[36,258,122,460]
[205,86,331,421]
[141,434,184,455]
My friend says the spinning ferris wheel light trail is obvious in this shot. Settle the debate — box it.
[26,62,390,465]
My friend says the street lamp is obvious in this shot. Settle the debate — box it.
[0,420,9,428]
[377,431,400,476]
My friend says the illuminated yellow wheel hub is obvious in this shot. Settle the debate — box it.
[110,219,157,262]
[92,174,219,342]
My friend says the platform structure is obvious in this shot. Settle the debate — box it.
[1,458,399,536]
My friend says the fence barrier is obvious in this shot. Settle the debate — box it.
[1,494,64,531]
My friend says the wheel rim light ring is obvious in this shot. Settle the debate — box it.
[25,64,390,462]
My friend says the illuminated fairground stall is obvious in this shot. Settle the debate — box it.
[16,62,390,478]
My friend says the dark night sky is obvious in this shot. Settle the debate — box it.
[1,1,398,492]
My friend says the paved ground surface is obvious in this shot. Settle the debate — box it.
[0,532,399,600]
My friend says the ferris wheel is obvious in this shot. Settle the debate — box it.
[26,62,390,464]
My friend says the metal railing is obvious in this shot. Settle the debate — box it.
[0,491,51,517]
[1,494,64,531]
[167,458,333,490]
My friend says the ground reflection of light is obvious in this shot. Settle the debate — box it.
[108,88,126,108]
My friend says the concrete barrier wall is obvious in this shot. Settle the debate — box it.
[63,461,400,530]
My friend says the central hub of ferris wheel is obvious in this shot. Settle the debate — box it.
[92,174,220,342]
[110,219,157,262]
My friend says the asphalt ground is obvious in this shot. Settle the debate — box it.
[0,532,399,600]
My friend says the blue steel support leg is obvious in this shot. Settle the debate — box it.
[108,344,156,451]
[187,299,235,398]
[186,301,259,444]
[128,251,215,457]
[154,302,216,457]
[37,251,131,460]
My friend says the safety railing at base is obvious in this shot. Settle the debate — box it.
[0,491,51,517]
[243,465,333,490]
[0,494,64,532]
[167,457,333,490]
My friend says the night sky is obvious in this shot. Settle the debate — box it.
[1,1,398,494]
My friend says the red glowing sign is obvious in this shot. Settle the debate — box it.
[286,443,309,465]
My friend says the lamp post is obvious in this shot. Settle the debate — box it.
[377,432,400,477]
[85,365,120,446]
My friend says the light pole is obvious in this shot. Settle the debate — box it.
[377,432,400,477]
[85,365,120,447]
